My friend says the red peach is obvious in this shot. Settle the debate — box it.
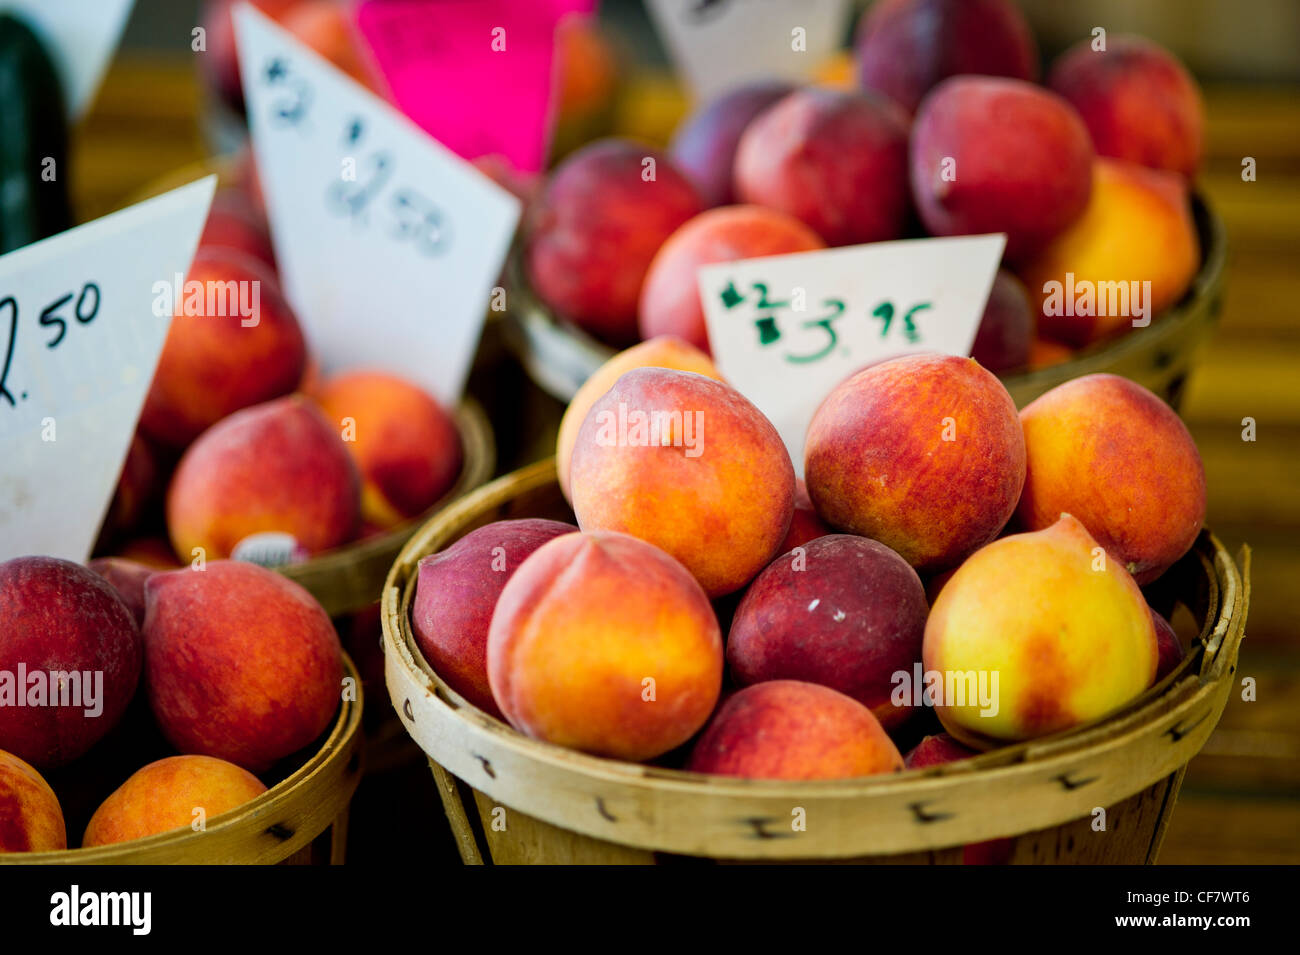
[970,270,1034,373]
[144,561,343,772]
[0,749,66,852]
[166,396,361,561]
[904,732,977,769]
[82,754,267,847]
[1049,35,1205,180]
[734,87,911,247]
[687,680,904,780]
[87,558,156,628]
[310,371,463,530]
[524,139,704,345]
[910,77,1094,263]
[855,0,1039,114]
[411,519,576,717]
[1017,374,1206,584]
[570,368,795,597]
[1152,608,1186,683]
[805,354,1026,573]
[140,248,306,450]
[727,535,928,730]
[487,531,723,762]
[0,557,142,769]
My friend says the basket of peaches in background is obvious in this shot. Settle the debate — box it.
[0,556,362,864]
[504,0,1225,413]
[380,344,1248,863]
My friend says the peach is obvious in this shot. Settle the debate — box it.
[167,396,360,561]
[781,479,831,552]
[487,531,723,762]
[687,681,903,780]
[855,0,1038,114]
[87,557,156,627]
[1049,35,1204,180]
[1017,374,1206,584]
[144,561,343,772]
[570,368,795,597]
[198,187,276,270]
[0,749,66,852]
[805,355,1026,573]
[1152,609,1185,683]
[924,514,1158,743]
[556,336,722,503]
[727,535,928,730]
[910,77,1094,263]
[638,205,826,352]
[669,80,796,207]
[82,755,267,847]
[411,519,576,717]
[1017,159,1199,347]
[970,270,1034,373]
[551,14,619,155]
[734,88,911,247]
[310,371,463,530]
[140,248,307,449]
[904,732,976,769]
[0,557,142,769]
[524,139,704,345]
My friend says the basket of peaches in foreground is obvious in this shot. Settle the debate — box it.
[380,350,1249,864]
[1,556,362,863]
[503,11,1223,413]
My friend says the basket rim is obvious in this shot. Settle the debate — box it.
[382,461,1247,808]
[3,654,364,864]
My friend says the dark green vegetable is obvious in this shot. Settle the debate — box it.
[0,13,72,255]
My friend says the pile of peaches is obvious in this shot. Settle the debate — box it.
[0,556,344,853]
[523,0,1206,373]
[412,335,1205,784]
[94,159,465,576]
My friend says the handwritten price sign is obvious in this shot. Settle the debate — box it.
[236,5,521,407]
[0,177,215,561]
[699,234,1006,476]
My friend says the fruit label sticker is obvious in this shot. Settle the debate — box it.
[0,177,216,562]
[698,233,1006,475]
[355,0,588,175]
[645,0,852,102]
[236,5,522,407]
[0,0,135,119]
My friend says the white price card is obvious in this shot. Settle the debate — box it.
[645,0,852,102]
[0,176,216,562]
[235,4,522,407]
[698,233,1006,476]
[0,0,135,120]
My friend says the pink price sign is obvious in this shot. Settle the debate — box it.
[355,0,594,175]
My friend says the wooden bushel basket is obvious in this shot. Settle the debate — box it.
[382,461,1250,865]
[1,656,363,865]
[502,196,1226,413]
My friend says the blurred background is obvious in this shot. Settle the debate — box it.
[73,0,1299,863]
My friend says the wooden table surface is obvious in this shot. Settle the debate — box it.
[71,60,1300,865]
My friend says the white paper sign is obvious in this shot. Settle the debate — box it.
[0,0,135,120]
[0,177,216,562]
[645,0,852,102]
[235,5,522,407]
[698,234,1006,476]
